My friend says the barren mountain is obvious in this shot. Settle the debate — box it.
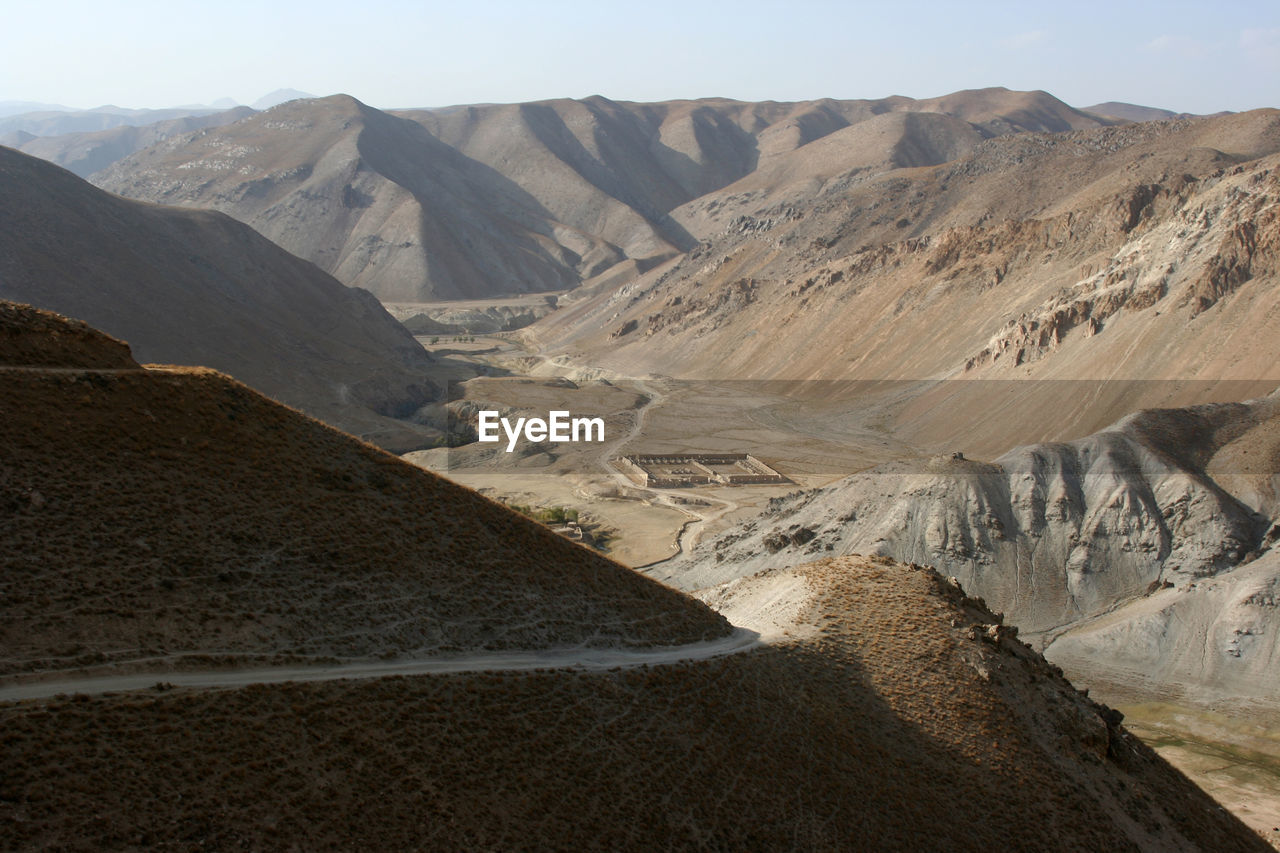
[93,95,626,300]
[91,89,1109,301]
[11,106,255,177]
[0,146,437,450]
[1083,102,1211,123]
[0,302,726,676]
[529,110,1280,447]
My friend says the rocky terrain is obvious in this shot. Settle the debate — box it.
[685,394,1280,702]
[529,111,1280,405]
[0,146,438,450]
[0,303,727,677]
[8,82,1280,845]
[87,88,1111,301]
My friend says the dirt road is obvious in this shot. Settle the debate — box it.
[0,628,761,703]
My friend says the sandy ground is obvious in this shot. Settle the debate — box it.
[409,336,898,568]
[383,293,566,320]
[1117,703,1280,849]
[437,470,692,567]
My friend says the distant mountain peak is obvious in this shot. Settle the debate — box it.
[252,88,315,110]
[1082,101,1206,122]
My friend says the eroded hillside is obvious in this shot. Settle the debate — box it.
[686,394,1280,702]
[530,111,1280,420]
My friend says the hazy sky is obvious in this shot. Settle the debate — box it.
[4,0,1277,113]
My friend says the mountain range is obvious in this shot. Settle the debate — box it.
[4,82,1280,845]
[84,88,1114,301]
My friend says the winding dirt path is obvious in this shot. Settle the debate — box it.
[0,628,761,703]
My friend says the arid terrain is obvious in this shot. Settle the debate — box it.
[5,80,1280,847]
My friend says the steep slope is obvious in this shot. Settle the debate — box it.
[530,110,1280,447]
[1047,548,1280,706]
[93,89,1108,301]
[687,394,1280,669]
[1,556,1267,850]
[0,146,436,450]
[12,106,255,177]
[0,301,136,369]
[0,304,728,677]
[92,95,630,300]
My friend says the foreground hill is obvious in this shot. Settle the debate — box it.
[91,89,1109,300]
[2,556,1267,849]
[0,303,726,676]
[0,146,436,450]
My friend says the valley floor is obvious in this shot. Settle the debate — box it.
[403,323,1280,848]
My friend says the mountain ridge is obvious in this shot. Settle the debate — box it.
[90,88,1115,301]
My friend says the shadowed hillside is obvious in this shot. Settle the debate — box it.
[1,556,1268,850]
[0,146,437,451]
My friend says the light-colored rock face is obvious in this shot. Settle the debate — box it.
[685,395,1280,646]
[1046,550,1280,704]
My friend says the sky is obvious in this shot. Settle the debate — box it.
[3,0,1277,114]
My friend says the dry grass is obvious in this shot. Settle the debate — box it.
[0,302,137,370]
[0,556,1267,850]
[0,362,727,677]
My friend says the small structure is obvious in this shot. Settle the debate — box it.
[619,454,789,488]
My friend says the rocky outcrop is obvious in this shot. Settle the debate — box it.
[965,165,1280,369]
[0,302,138,370]
[686,395,1279,640]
